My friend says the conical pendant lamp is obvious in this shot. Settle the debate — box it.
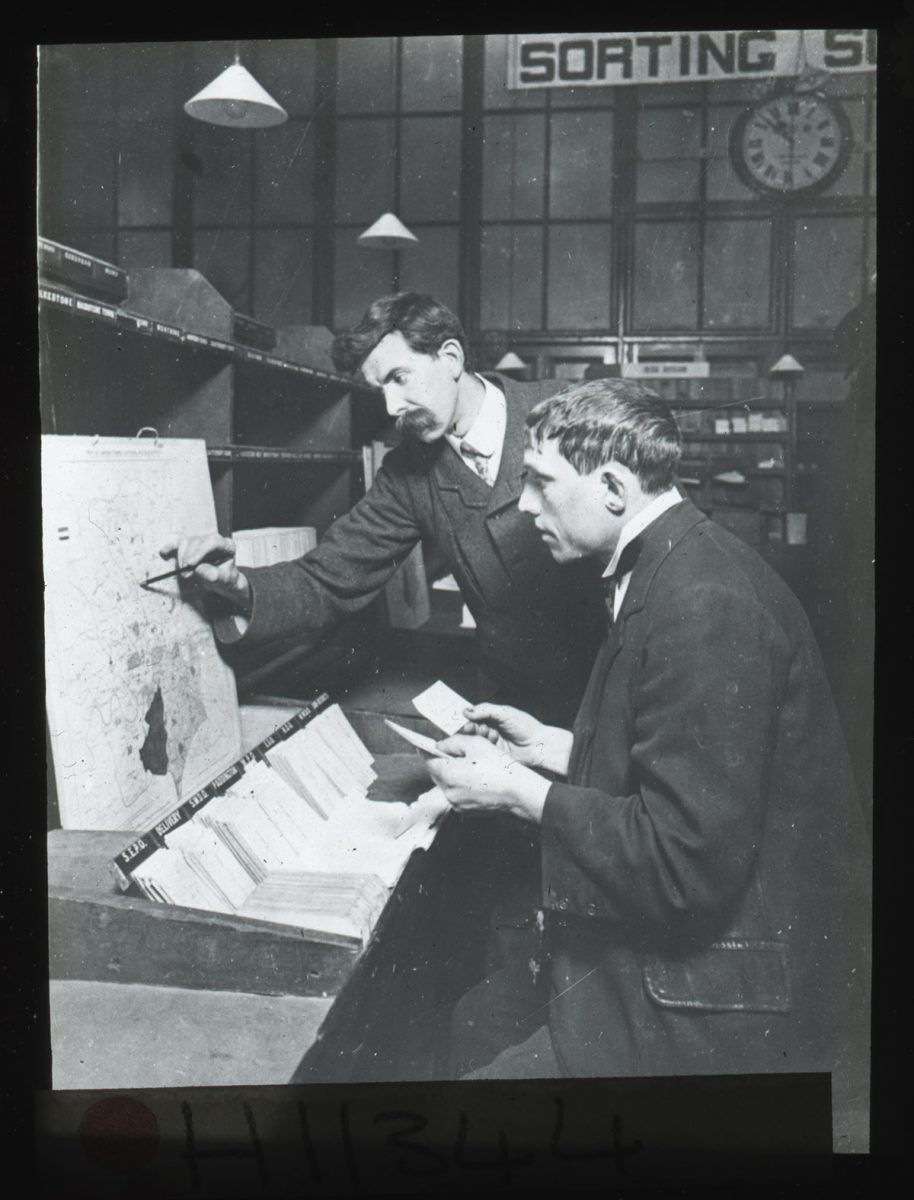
[185,55,288,129]
[357,212,419,249]
[769,353,804,376]
[495,351,526,372]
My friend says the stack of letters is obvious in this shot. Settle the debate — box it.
[113,694,448,942]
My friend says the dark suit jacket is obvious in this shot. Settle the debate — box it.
[233,374,604,724]
[540,498,868,1081]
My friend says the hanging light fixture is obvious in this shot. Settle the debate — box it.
[495,351,526,372]
[357,212,419,249]
[184,49,287,129]
[769,353,805,376]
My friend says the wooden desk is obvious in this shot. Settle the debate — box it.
[47,702,493,1089]
[48,814,492,1090]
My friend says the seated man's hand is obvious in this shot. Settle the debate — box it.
[457,703,573,777]
[157,533,252,612]
[426,733,550,824]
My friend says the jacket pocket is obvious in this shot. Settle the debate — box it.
[642,940,791,1014]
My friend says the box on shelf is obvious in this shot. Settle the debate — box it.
[38,236,129,303]
[273,325,337,374]
[127,268,233,340]
[233,312,277,351]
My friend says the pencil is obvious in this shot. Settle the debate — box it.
[139,564,196,587]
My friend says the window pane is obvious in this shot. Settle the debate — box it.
[705,104,759,202]
[40,121,115,237]
[334,232,395,329]
[400,117,461,222]
[253,229,313,327]
[398,226,460,311]
[117,230,171,269]
[254,118,316,224]
[194,229,252,311]
[483,33,544,109]
[335,119,395,224]
[401,35,462,110]
[40,43,116,123]
[336,37,397,113]
[480,225,544,330]
[636,106,701,203]
[251,39,316,117]
[703,220,771,328]
[632,221,699,330]
[637,160,701,204]
[192,124,253,227]
[547,224,611,329]
[551,89,615,109]
[482,114,545,220]
[118,42,185,122]
[638,106,701,159]
[826,97,867,197]
[792,217,865,329]
[119,122,174,226]
[550,111,614,218]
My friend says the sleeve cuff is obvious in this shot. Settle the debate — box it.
[213,612,250,645]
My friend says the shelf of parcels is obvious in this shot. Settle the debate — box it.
[38,282,376,397]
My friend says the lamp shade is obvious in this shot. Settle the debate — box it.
[769,353,805,376]
[495,351,526,371]
[184,62,288,128]
[357,213,419,249]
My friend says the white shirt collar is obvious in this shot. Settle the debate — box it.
[445,375,506,462]
[603,487,683,581]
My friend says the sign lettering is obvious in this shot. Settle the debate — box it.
[509,30,875,89]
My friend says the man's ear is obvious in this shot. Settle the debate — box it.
[436,338,465,378]
[600,463,628,514]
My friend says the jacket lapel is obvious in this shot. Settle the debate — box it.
[431,439,490,509]
[613,499,707,629]
[571,499,708,773]
[429,371,537,515]
[485,374,530,517]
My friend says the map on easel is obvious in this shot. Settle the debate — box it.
[42,436,242,831]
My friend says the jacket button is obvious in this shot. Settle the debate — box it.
[586,903,597,917]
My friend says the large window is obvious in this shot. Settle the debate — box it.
[332,36,463,326]
[476,67,874,339]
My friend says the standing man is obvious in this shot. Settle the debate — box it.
[160,292,602,727]
[427,378,867,1105]
[159,293,605,993]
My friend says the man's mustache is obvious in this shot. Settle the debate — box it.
[396,409,438,436]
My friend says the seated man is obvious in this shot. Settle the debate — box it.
[427,378,868,1098]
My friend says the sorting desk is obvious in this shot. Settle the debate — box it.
[47,704,489,1090]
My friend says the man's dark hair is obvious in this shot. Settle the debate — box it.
[331,292,470,376]
[526,378,682,494]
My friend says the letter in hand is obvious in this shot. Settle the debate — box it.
[426,734,518,811]
[426,732,551,824]
[156,533,252,613]
[456,703,548,768]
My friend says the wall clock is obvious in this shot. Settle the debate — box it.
[729,93,852,198]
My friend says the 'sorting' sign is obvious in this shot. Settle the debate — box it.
[507,31,876,89]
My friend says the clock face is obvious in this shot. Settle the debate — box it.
[730,95,852,196]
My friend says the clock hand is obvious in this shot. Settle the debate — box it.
[757,115,794,144]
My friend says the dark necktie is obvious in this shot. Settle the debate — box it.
[601,537,643,625]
